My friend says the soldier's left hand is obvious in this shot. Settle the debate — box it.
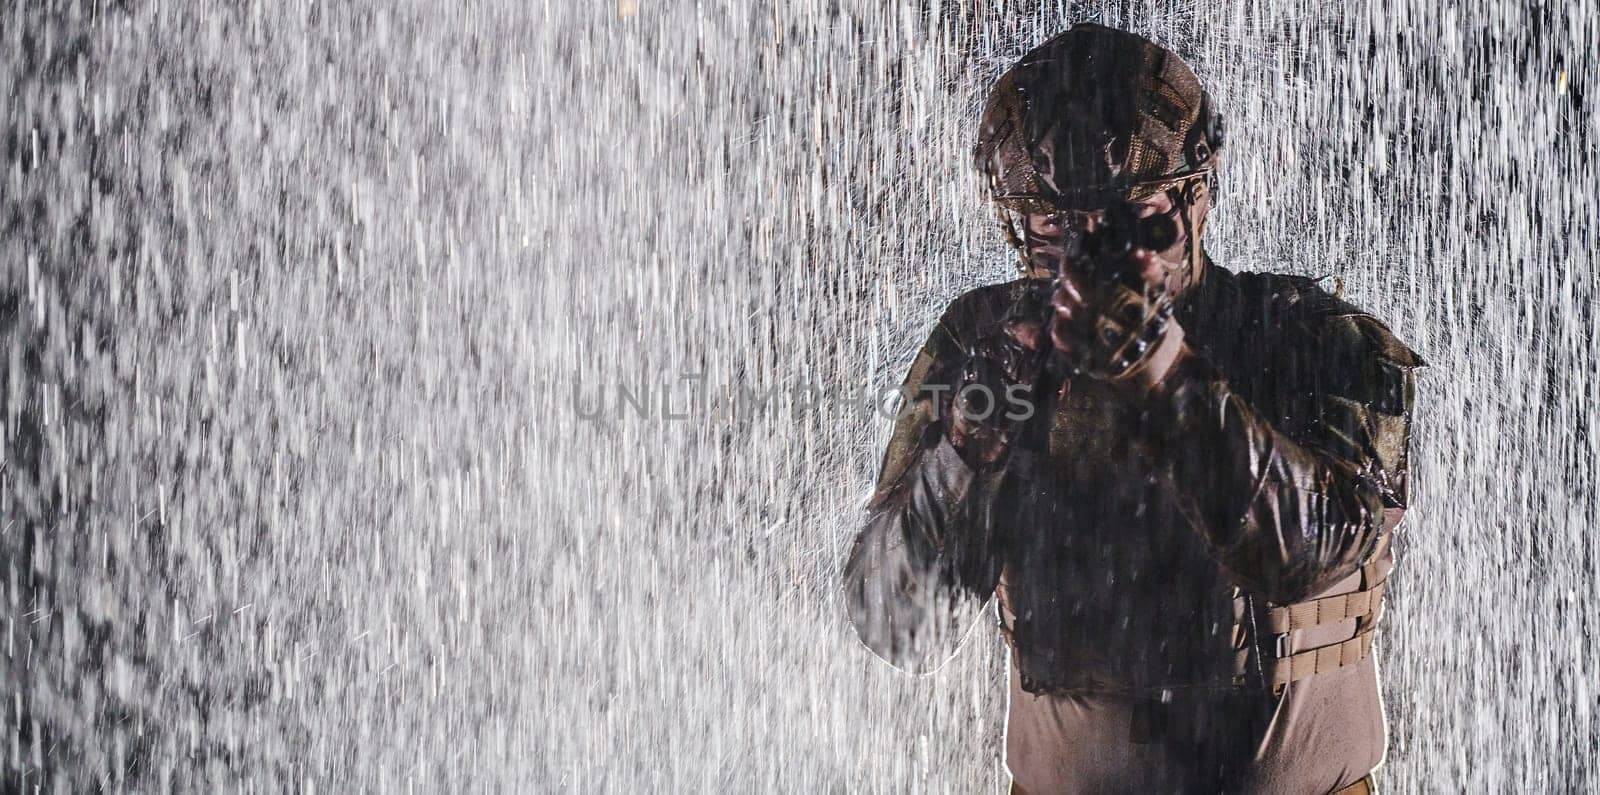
[1049,248,1185,389]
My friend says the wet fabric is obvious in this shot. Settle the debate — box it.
[843,261,1422,792]
[974,23,1223,213]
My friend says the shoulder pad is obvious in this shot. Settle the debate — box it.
[1239,271,1426,369]
[1320,311,1424,417]
[1342,314,1427,369]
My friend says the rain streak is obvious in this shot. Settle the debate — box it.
[3,0,1596,790]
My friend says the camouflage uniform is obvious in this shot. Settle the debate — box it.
[842,24,1425,794]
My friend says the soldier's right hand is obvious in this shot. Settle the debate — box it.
[943,306,1050,469]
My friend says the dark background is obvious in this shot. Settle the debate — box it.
[4,0,1595,789]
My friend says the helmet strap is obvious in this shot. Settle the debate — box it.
[1168,178,1209,292]
[996,206,1027,269]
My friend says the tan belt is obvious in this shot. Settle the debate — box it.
[1260,624,1377,691]
[1263,581,1385,634]
[1236,561,1387,694]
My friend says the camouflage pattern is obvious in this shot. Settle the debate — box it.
[974,24,1224,213]
[843,263,1423,791]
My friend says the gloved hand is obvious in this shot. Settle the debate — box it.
[1048,207,1187,389]
[944,282,1053,469]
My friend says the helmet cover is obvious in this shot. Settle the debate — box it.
[975,24,1223,213]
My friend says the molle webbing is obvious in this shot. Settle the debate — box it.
[1262,580,1385,634]
[1242,560,1387,693]
[1260,624,1377,691]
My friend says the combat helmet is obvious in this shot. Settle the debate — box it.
[974,24,1225,274]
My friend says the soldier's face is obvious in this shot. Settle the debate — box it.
[1022,187,1211,298]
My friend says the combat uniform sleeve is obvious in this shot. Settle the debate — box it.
[1144,311,1424,605]
[842,299,1009,673]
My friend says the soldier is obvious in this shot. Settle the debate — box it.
[842,23,1424,794]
